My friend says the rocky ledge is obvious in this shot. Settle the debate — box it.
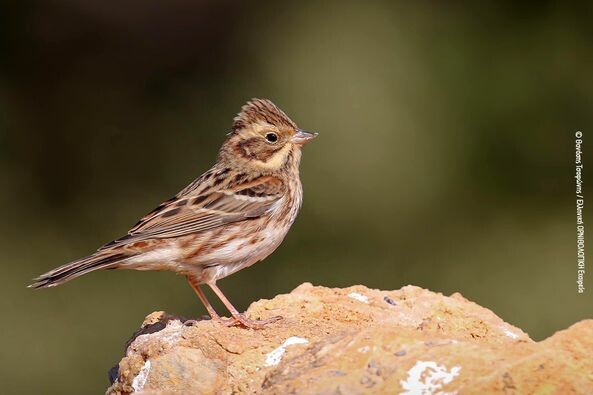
[107,283,593,394]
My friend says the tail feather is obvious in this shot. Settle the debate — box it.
[29,252,129,289]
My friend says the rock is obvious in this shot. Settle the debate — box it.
[106,283,593,394]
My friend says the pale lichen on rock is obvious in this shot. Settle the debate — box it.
[106,283,593,394]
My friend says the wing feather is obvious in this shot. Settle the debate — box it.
[100,176,285,249]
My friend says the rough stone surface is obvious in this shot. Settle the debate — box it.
[106,283,593,394]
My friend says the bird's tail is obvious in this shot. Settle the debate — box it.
[29,251,130,289]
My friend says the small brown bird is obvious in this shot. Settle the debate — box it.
[30,98,317,328]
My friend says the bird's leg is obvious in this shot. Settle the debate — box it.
[186,275,222,321]
[186,276,244,326]
[207,282,282,329]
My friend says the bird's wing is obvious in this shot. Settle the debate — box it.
[99,176,285,249]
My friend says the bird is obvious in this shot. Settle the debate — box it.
[29,98,317,329]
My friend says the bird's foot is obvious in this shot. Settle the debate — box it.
[217,314,283,329]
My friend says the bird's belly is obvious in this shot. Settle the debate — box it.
[192,224,290,282]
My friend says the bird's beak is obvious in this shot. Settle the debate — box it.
[291,129,318,145]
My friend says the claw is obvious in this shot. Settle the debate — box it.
[216,314,283,329]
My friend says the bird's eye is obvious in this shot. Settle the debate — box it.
[265,132,278,143]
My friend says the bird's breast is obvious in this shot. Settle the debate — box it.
[171,180,303,282]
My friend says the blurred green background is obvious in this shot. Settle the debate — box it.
[1,1,591,393]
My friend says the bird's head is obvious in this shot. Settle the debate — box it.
[221,99,317,172]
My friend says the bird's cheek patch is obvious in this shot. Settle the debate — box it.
[253,145,292,170]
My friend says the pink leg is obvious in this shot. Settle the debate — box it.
[186,275,221,320]
[207,282,282,329]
